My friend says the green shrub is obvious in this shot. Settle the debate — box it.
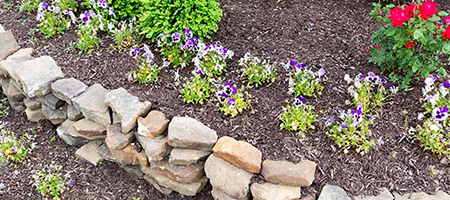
[138,0,223,41]
[108,0,142,20]
[181,75,213,104]
[279,98,317,136]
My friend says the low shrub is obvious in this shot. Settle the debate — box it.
[157,30,199,68]
[279,97,317,136]
[0,122,35,164]
[107,0,142,20]
[240,53,277,87]
[181,75,213,104]
[286,60,325,97]
[19,0,41,13]
[36,0,78,38]
[194,41,234,77]
[111,19,139,51]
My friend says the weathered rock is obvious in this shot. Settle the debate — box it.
[169,148,210,166]
[143,161,204,184]
[145,169,207,196]
[137,110,169,138]
[0,49,33,78]
[318,185,351,200]
[6,80,25,102]
[51,78,88,105]
[75,140,103,166]
[42,104,67,125]
[354,188,393,200]
[250,182,301,200]
[6,48,32,60]
[73,118,106,139]
[72,84,110,126]
[9,56,64,98]
[107,143,147,166]
[0,24,4,32]
[104,88,152,133]
[400,191,450,200]
[105,123,134,150]
[8,98,25,111]
[25,108,45,122]
[97,143,116,162]
[213,136,262,173]
[136,134,171,162]
[0,31,20,60]
[67,105,83,121]
[23,98,41,110]
[143,175,173,195]
[205,155,252,199]
[120,165,144,179]
[56,120,86,146]
[43,93,65,110]
[212,188,249,200]
[168,116,218,150]
[261,159,317,187]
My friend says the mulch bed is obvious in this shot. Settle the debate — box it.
[1,0,450,199]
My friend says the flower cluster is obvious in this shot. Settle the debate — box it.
[157,29,199,68]
[0,122,35,164]
[36,0,77,38]
[326,72,396,154]
[111,18,139,51]
[193,41,233,77]
[216,81,251,117]
[279,96,317,137]
[181,75,213,104]
[33,162,74,199]
[239,53,277,87]
[286,60,325,97]
[127,45,164,84]
[414,75,450,155]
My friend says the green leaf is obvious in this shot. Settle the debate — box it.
[413,29,424,40]
[439,11,449,17]
[429,16,440,22]
[443,43,450,54]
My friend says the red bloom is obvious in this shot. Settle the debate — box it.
[405,41,417,48]
[389,7,411,27]
[442,26,450,40]
[445,16,450,24]
[418,1,438,20]
[376,45,381,49]
[405,4,418,15]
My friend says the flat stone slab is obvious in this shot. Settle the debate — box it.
[213,136,262,173]
[42,104,67,125]
[43,92,65,110]
[9,56,64,98]
[0,31,20,60]
[105,87,152,133]
[205,155,252,199]
[25,108,45,122]
[75,140,103,166]
[105,123,134,150]
[169,148,211,166]
[143,175,173,195]
[138,110,169,138]
[168,116,218,150]
[56,120,86,146]
[51,78,88,105]
[144,169,207,196]
[23,98,41,110]
[212,188,249,200]
[393,191,450,200]
[261,159,317,187]
[145,161,204,184]
[251,182,301,200]
[67,105,83,120]
[73,84,110,126]
[6,80,25,102]
[0,48,33,78]
[318,185,351,200]
[73,118,107,139]
[354,188,393,200]
[107,144,147,166]
[136,134,171,162]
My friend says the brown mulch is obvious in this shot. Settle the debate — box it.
[1,0,450,199]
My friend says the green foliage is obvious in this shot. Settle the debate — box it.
[369,2,450,89]
[32,163,72,200]
[108,0,142,20]
[239,53,277,87]
[0,98,9,118]
[288,65,324,97]
[76,25,100,52]
[111,20,139,51]
[279,101,317,136]
[157,32,196,68]
[19,0,40,13]
[194,42,233,77]
[138,0,223,41]
[217,84,251,117]
[181,75,212,104]
[0,125,35,164]
[128,45,162,84]
[36,0,78,38]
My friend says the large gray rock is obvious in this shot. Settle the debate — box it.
[75,140,104,166]
[73,84,110,126]
[73,118,106,139]
[104,88,151,133]
[5,80,25,102]
[97,143,116,162]
[144,169,207,196]
[318,185,351,200]
[56,120,86,146]
[168,117,218,150]
[354,188,393,200]
[67,105,83,120]
[136,134,171,162]
[137,110,169,138]
[51,78,88,105]
[212,188,249,200]
[43,93,65,110]
[205,155,252,199]
[169,148,211,166]
[143,175,173,195]
[261,159,317,187]
[250,182,301,200]
[0,48,33,78]
[23,98,41,110]
[142,161,204,184]
[0,24,5,32]
[9,56,64,98]
[0,31,20,60]
[41,104,67,125]
[105,123,134,150]
[25,108,45,122]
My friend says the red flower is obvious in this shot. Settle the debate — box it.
[445,16,450,24]
[389,7,411,27]
[366,46,370,51]
[405,41,417,48]
[405,4,418,15]
[376,45,381,49]
[418,1,438,20]
[442,26,450,40]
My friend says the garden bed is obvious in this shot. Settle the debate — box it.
[1,0,450,199]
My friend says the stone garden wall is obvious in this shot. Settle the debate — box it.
[1,24,450,200]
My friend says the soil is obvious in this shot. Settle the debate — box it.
[1,0,450,199]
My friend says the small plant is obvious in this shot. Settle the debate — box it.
[32,162,74,200]
[0,122,35,163]
[414,75,450,156]
[127,45,164,84]
[36,1,77,38]
[369,0,450,88]
[279,97,317,136]
[138,0,222,41]
[0,98,9,118]
[215,81,251,117]
[157,30,198,68]
[19,0,41,13]
[107,0,142,20]
[111,19,139,51]
[181,75,213,104]
[194,41,234,77]
[286,60,325,97]
[240,52,276,87]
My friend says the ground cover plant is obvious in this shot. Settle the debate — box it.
[286,60,325,97]
[279,96,318,137]
[32,162,74,199]
[239,53,277,87]
[36,0,77,38]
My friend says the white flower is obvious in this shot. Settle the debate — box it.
[440,86,449,97]
[390,86,398,94]
[354,80,361,89]
[418,113,424,120]
[430,123,439,132]
[425,75,436,86]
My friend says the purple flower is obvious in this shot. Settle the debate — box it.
[443,81,450,88]
[130,47,140,58]
[433,106,448,121]
[220,47,227,56]
[172,33,181,43]
[183,29,193,39]
[80,11,90,23]
[293,96,306,107]
[185,39,195,50]
[367,71,379,84]
[195,66,202,75]
[425,75,436,85]
[97,0,108,8]
[325,118,335,126]
[212,41,217,47]
[192,36,199,44]
[126,74,133,81]
[2,121,9,126]
[341,125,349,129]
[0,183,5,190]
[227,98,236,109]
[68,179,75,186]
[224,83,237,95]
[351,109,362,116]
[289,60,296,67]
[217,92,228,102]
[318,68,326,77]
[387,83,392,88]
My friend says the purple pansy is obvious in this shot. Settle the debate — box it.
[195,66,203,75]
[130,47,140,58]
[185,39,195,50]
[425,75,436,85]
[172,33,181,43]
[224,83,237,95]
[183,29,193,39]
[433,106,449,121]
[68,180,75,186]
[367,71,379,84]
[318,68,326,77]
[341,125,350,129]
[97,0,108,8]
[443,81,450,88]
[227,98,236,109]
[289,60,296,67]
